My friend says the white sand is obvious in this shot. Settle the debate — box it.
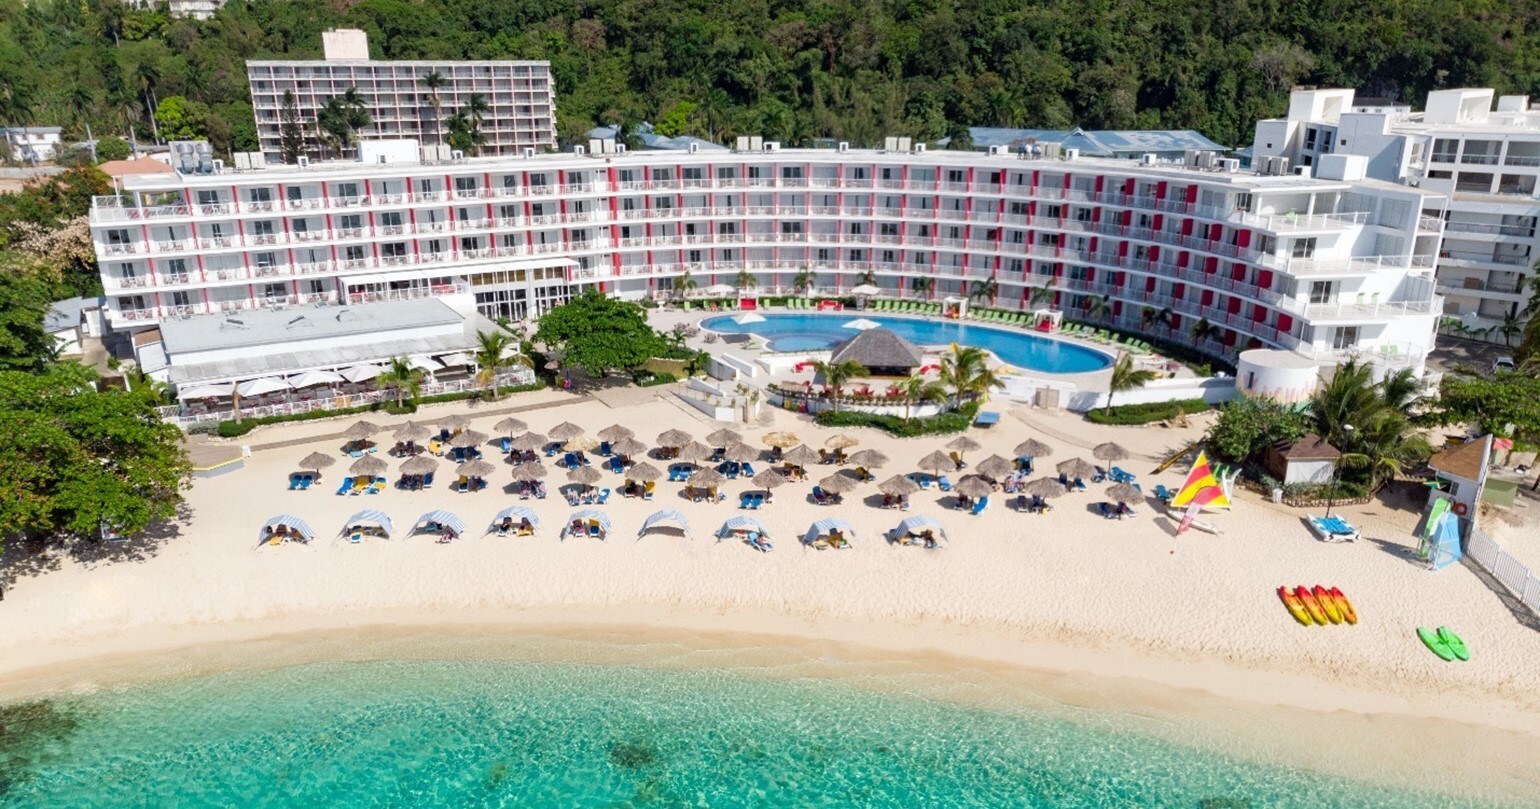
[2,389,1539,795]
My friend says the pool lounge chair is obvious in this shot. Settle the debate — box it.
[367,476,386,495]
[1109,466,1136,484]
[970,496,990,515]
[335,476,355,496]
[909,473,932,490]
[1153,484,1174,504]
[597,488,611,505]
[349,477,370,495]
[643,480,656,500]
[1308,515,1360,542]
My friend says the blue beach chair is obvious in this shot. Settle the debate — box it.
[971,496,990,515]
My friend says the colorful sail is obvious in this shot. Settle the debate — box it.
[1175,502,1202,535]
[1169,451,1232,509]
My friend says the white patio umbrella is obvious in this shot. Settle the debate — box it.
[732,313,766,324]
[437,352,474,367]
[286,369,344,388]
[705,283,734,295]
[851,284,881,296]
[236,377,291,397]
[409,356,443,372]
[340,364,383,383]
[842,318,881,330]
[178,383,231,399]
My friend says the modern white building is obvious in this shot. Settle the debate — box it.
[246,29,556,164]
[1254,87,1540,338]
[89,143,1449,411]
[1,126,63,162]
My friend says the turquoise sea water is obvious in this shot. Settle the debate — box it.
[700,313,1113,373]
[0,658,1503,808]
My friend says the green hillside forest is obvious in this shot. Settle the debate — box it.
[1,0,1537,158]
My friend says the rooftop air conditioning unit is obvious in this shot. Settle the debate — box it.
[573,145,587,156]
[297,155,311,168]
[735,136,750,151]
[377,155,388,164]
[521,147,534,158]
[749,136,763,151]
[588,138,604,155]
[211,158,225,173]
[883,136,899,151]
[988,145,1006,156]
[451,150,465,161]
[1198,152,1218,169]
[233,153,252,170]
[615,144,626,153]
[687,143,698,154]
[764,141,781,152]
[1220,158,1241,172]
[1063,148,1079,160]
[1269,156,1290,175]
[914,142,926,153]
[897,137,912,152]
[1140,153,1158,166]
[1184,149,1203,167]
[838,142,849,153]
[1292,164,1311,176]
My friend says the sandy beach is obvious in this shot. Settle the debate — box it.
[2,386,1539,798]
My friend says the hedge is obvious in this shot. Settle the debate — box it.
[1085,398,1212,426]
[211,380,546,438]
[815,402,981,437]
[634,371,679,387]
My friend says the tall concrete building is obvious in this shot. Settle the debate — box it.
[1254,88,1540,340]
[246,30,556,164]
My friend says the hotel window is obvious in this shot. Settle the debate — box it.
[781,222,803,235]
[1291,238,1317,259]
[848,222,864,235]
[383,243,408,258]
[946,170,965,183]
[781,166,803,180]
[1331,326,1360,350]
[881,250,895,263]
[1309,281,1334,304]
[816,248,831,261]
[717,222,736,235]
[850,167,867,180]
[848,249,864,261]
[344,245,366,261]
[650,168,672,182]
[879,223,899,236]
[336,182,359,199]
[682,167,704,181]
[1044,204,1063,218]
[716,167,736,180]
[454,177,478,195]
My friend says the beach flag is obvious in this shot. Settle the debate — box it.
[1169,451,1232,510]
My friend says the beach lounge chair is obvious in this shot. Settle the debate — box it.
[1072,477,1088,491]
[1016,457,1035,474]
[367,476,386,495]
[1308,515,1360,542]
[1110,466,1136,483]
[609,457,625,474]
[349,477,369,495]
[1096,502,1117,519]
[739,492,755,509]
[597,488,611,505]
[1116,502,1136,519]
[644,481,655,500]
[812,486,829,505]
[289,474,305,491]
[970,496,990,515]
[938,475,953,492]
[949,451,967,470]
[336,476,354,496]
[599,441,612,457]
[1092,466,1108,483]
[742,462,755,477]
[910,473,932,490]
[500,436,513,453]
[422,471,435,489]
[1013,495,1028,512]
[1153,484,1174,504]
[1057,473,1071,487]
[534,481,547,499]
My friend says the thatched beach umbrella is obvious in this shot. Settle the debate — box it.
[1014,438,1052,459]
[549,421,585,441]
[612,437,647,458]
[450,429,488,449]
[393,420,431,442]
[1056,458,1097,479]
[1106,482,1143,504]
[946,436,981,453]
[690,468,727,488]
[598,424,634,442]
[721,442,760,463]
[510,462,549,482]
[782,445,820,467]
[563,435,600,452]
[878,474,920,497]
[509,432,547,451]
[626,462,663,482]
[955,475,994,499]
[1093,442,1130,462]
[752,469,789,490]
[298,451,335,472]
[567,465,603,485]
[436,413,470,431]
[817,471,860,494]
[706,427,744,447]
[493,417,527,437]
[657,428,694,449]
[675,441,713,463]
[1023,477,1069,500]
[848,449,890,469]
[976,455,1015,481]
[762,431,800,448]
[350,454,388,476]
[825,433,860,450]
[343,420,382,441]
[401,455,438,476]
[458,458,496,478]
[918,450,954,475]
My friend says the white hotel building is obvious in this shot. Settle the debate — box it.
[89,143,1448,404]
[1254,87,1540,337]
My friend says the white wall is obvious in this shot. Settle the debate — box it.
[1066,376,1237,413]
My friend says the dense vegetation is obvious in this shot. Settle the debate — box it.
[3,0,1537,158]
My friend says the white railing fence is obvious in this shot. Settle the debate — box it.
[1466,528,1540,617]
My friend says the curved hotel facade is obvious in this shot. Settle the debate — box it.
[90,146,1447,394]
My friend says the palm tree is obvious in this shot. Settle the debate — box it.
[473,329,518,399]
[734,269,757,290]
[1105,353,1158,414]
[673,268,698,300]
[378,356,424,409]
[812,359,867,412]
[793,266,817,294]
[939,345,1003,402]
[896,374,947,423]
[856,268,878,287]
[1190,317,1219,345]
[463,93,490,155]
[1028,278,1057,309]
[1378,367,1423,415]
[911,276,935,300]
[318,89,373,159]
[1498,309,1524,346]
[1140,306,1174,334]
[967,277,999,305]
[419,70,447,149]
[1312,360,1385,450]
[136,60,161,143]
[65,83,98,162]
[444,110,472,153]
[1084,294,1113,322]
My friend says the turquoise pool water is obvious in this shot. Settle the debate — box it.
[701,313,1112,373]
[0,659,1500,807]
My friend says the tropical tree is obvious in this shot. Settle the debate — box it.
[967,276,999,305]
[1084,294,1113,322]
[65,83,98,162]
[1028,278,1057,309]
[419,70,447,148]
[855,268,878,287]
[1140,306,1174,333]
[473,329,531,399]
[1497,309,1524,347]
[793,266,817,294]
[1105,353,1158,414]
[812,359,868,411]
[673,268,698,300]
[1309,359,1432,488]
[896,374,948,422]
[378,356,424,408]
[534,289,667,375]
[911,275,935,300]
[1190,317,1220,344]
[939,345,1003,402]
[734,268,757,290]
[317,90,372,159]
[462,93,490,155]
[278,90,305,164]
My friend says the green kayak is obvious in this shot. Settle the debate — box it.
[1437,627,1470,661]
[1417,627,1456,662]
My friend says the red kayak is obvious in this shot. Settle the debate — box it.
[1295,586,1328,625]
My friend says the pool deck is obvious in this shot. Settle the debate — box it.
[648,303,1194,399]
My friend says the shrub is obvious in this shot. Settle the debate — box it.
[1282,480,1366,500]
[1085,397,1211,425]
[815,402,980,437]
[634,371,678,387]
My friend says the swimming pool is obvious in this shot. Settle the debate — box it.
[701,313,1113,374]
